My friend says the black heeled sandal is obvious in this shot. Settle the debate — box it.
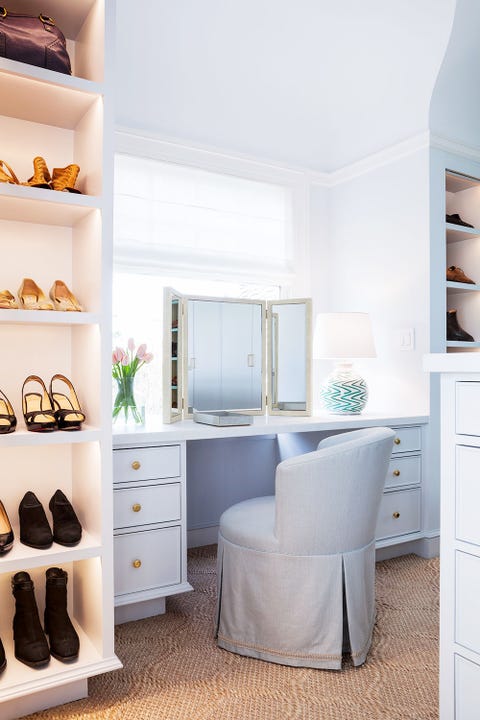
[22,375,57,432]
[49,374,85,431]
[0,499,14,554]
[0,388,16,434]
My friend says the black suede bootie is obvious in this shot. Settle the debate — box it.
[19,491,53,549]
[12,571,50,668]
[446,309,474,342]
[0,636,6,673]
[44,567,79,662]
[49,490,82,547]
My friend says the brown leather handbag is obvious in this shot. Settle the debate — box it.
[0,7,71,75]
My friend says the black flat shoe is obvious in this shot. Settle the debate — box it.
[49,374,85,431]
[0,388,16,434]
[49,490,82,547]
[22,375,56,432]
[446,213,474,228]
[0,499,14,554]
[19,491,53,549]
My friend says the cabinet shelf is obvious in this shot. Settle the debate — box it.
[0,427,101,449]
[0,186,101,225]
[0,57,103,98]
[0,310,101,326]
[0,531,102,575]
[446,341,480,348]
[0,625,120,704]
[446,282,480,294]
[446,224,480,243]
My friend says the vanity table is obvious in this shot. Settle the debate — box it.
[113,411,429,623]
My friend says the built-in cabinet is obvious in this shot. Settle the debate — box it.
[445,171,480,350]
[0,3,119,719]
[112,443,191,624]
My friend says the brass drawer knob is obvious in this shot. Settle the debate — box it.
[132,559,142,569]
[394,438,401,445]
[131,461,141,470]
[132,503,141,513]
[393,469,400,477]
[392,511,400,519]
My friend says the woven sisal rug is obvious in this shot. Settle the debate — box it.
[30,547,439,720]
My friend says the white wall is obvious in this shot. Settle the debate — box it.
[310,148,430,415]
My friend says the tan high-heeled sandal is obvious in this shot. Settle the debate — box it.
[18,279,54,310]
[0,160,19,185]
[49,280,83,312]
[51,164,81,193]
[22,156,52,190]
[0,290,18,309]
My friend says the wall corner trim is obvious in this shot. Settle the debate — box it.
[430,133,480,163]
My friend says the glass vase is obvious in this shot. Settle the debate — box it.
[112,375,144,424]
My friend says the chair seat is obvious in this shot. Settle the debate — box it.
[219,496,278,553]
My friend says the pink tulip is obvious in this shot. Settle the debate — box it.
[136,343,147,359]
[128,337,135,351]
[121,354,129,366]
[112,347,125,364]
[143,352,154,364]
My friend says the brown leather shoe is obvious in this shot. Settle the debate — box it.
[446,266,475,284]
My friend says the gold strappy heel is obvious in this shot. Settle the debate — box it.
[51,164,81,193]
[0,290,18,309]
[22,156,52,189]
[0,160,19,185]
[18,278,54,310]
[49,280,83,312]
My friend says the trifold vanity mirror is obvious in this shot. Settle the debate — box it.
[163,288,312,423]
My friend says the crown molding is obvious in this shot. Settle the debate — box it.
[429,133,480,163]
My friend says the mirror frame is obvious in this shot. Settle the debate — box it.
[267,298,312,416]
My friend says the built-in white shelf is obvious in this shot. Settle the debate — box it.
[0,427,101,449]
[0,187,101,226]
[0,531,102,574]
[446,282,480,294]
[446,170,480,193]
[0,57,103,98]
[446,224,480,242]
[0,625,120,704]
[446,341,480,348]
[0,310,100,326]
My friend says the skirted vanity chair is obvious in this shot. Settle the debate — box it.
[215,426,395,670]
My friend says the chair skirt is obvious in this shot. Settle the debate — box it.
[215,534,377,669]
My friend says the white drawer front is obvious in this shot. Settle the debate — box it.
[114,526,181,596]
[456,382,480,437]
[114,483,181,530]
[456,445,480,546]
[455,655,480,720]
[113,445,181,484]
[391,426,421,454]
[376,488,421,540]
[385,455,421,489]
[456,551,480,655]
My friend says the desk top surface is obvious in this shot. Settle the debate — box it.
[113,411,428,448]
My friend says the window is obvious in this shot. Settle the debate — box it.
[113,149,302,419]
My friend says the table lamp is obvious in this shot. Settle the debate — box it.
[313,312,376,414]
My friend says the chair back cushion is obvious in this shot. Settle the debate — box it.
[274,427,395,554]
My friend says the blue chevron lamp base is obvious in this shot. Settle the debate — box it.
[320,362,368,414]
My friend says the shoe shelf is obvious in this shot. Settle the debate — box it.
[446,281,480,294]
[0,427,101,449]
[446,223,480,242]
[0,532,102,575]
[0,57,104,97]
[0,310,101,326]
[0,189,101,225]
[0,623,117,704]
[446,341,480,348]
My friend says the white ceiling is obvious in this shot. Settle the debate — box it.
[115,0,456,172]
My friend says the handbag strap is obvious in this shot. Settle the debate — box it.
[0,8,6,18]
[0,8,56,26]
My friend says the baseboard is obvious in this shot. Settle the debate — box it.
[376,533,439,561]
[188,525,219,548]
[0,679,88,720]
[115,596,166,624]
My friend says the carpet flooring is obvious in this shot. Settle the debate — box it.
[30,547,439,720]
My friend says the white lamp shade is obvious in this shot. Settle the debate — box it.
[313,313,376,359]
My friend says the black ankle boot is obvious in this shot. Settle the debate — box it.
[0,636,6,673]
[48,490,82,547]
[44,567,79,662]
[447,309,474,342]
[12,571,50,668]
[19,491,53,549]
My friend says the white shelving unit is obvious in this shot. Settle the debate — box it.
[445,171,480,350]
[0,2,119,718]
